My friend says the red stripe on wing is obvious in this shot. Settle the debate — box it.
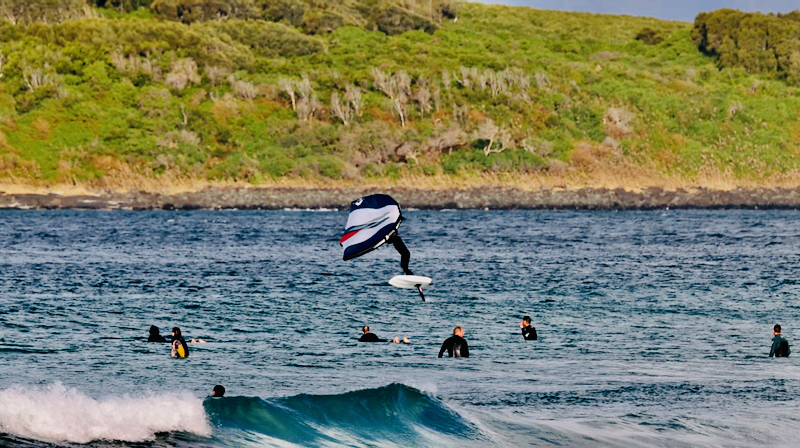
[340,230,359,245]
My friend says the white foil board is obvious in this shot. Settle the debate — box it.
[389,275,432,289]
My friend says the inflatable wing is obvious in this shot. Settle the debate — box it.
[340,194,402,261]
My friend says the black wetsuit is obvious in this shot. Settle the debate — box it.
[389,232,426,301]
[389,234,413,275]
[770,335,790,357]
[359,333,388,342]
[522,325,537,341]
[438,335,469,358]
[172,336,190,358]
[148,333,169,343]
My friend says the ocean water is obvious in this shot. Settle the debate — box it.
[1,209,800,447]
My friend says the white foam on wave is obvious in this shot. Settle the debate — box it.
[0,382,212,444]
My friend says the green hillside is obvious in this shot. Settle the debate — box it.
[1,1,800,189]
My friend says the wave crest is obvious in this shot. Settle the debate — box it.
[0,383,212,444]
[205,383,483,446]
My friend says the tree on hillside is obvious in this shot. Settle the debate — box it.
[372,68,411,127]
[693,9,800,84]
[0,0,90,24]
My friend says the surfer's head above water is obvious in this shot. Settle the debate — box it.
[362,326,370,334]
[520,316,537,340]
[453,326,464,337]
[147,325,168,343]
[212,385,225,397]
[172,327,182,338]
[774,324,782,335]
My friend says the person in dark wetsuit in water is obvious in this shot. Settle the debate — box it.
[359,326,410,343]
[520,316,537,341]
[438,326,469,358]
[388,232,425,301]
[171,327,190,358]
[148,325,169,342]
[359,326,387,342]
[769,324,791,358]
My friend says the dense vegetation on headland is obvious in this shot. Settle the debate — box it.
[3,1,800,191]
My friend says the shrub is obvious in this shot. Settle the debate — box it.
[199,20,325,57]
[165,58,200,90]
[0,0,89,24]
[151,0,257,23]
[229,76,256,100]
[604,107,635,139]
[317,156,342,178]
[370,4,437,36]
[110,52,163,80]
[26,18,255,69]
[90,0,150,12]
[635,27,665,45]
[138,86,172,118]
[302,8,344,35]
[255,0,305,27]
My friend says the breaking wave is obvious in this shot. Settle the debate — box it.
[0,383,211,445]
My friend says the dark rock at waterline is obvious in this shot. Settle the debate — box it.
[2,187,800,210]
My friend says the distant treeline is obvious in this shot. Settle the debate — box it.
[0,0,457,35]
[693,9,800,84]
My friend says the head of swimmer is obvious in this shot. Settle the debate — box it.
[453,326,464,337]
[774,324,782,336]
[172,327,182,339]
[520,316,531,329]
[212,385,225,397]
[362,326,370,335]
[150,325,160,336]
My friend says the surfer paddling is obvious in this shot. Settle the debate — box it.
[359,326,410,343]
[340,194,430,301]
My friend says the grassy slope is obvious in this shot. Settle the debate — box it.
[2,3,800,192]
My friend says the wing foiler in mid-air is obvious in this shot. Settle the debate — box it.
[340,194,430,301]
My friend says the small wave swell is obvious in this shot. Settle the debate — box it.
[0,383,211,445]
[205,383,484,447]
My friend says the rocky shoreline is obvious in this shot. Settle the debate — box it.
[4,186,800,210]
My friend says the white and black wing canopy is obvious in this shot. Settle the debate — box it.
[340,194,402,261]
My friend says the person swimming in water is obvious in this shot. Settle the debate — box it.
[149,325,205,344]
[148,325,169,343]
[359,326,387,342]
[359,326,410,343]
[438,326,469,358]
[520,316,537,341]
[212,385,225,397]
[171,327,190,358]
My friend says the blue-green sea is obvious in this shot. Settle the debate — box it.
[1,209,799,447]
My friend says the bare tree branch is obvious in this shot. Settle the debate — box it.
[331,92,352,125]
[297,74,313,100]
[279,78,297,111]
[344,84,362,117]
